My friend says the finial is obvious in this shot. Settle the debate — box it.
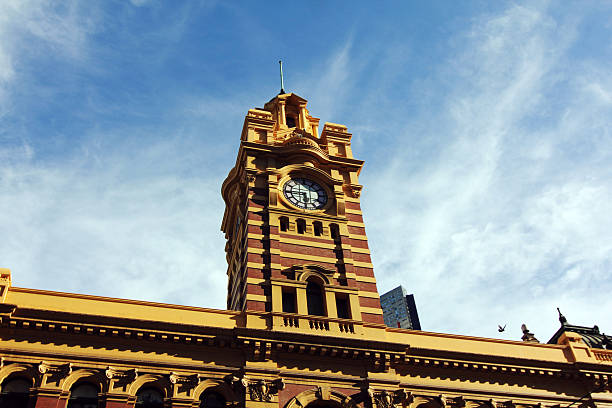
[521,324,539,343]
[279,60,285,94]
[557,307,567,325]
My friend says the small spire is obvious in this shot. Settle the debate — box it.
[279,60,285,94]
[557,307,568,325]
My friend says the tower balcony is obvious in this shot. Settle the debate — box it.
[269,311,364,337]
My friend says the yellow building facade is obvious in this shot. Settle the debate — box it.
[1,93,611,408]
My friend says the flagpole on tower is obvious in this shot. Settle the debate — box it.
[279,60,285,94]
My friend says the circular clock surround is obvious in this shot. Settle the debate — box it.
[283,177,328,210]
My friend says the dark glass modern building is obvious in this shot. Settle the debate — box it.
[380,285,421,330]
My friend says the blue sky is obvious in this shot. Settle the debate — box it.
[1,1,611,341]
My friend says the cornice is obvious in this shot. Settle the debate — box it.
[240,141,364,168]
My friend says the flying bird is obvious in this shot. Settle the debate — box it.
[498,324,506,332]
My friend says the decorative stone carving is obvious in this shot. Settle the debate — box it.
[169,372,200,387]
[38,361,72,377]
[373,389,411,408]
[374,390,394,408]
[246,378,285,402]
[348,185,362,198]
[249,379,269,402]
[446,396,465,408]
[105,367,138,382]
[496,401,515,408]
[241,171,256,186]
[105,366,116,379]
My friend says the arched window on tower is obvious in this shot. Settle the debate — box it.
[136,387,164,408]
[313,221,323,237]
[296,219,306,234]
[67,383,98,408]
[0,377,31,408]
[306,279,326,316]
[200,391,226,408]
[280,216,289,232]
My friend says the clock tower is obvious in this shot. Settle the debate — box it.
[221,92,384,335]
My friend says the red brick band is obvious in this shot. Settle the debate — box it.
[361,312,385,324]
[359,296,382,308]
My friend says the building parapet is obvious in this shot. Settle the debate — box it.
[4,286,611,369]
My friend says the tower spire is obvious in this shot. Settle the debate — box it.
[279,60,285,94]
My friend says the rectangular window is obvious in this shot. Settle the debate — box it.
[297,219,306,234]
[280,217,289,232]
[335,295,351,319]
[282,290,296,313]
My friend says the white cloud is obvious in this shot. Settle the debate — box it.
[0,1,97,115]
[363,3,612,339]
[0,132,229,309]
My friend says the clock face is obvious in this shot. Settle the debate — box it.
[283,178,328,210]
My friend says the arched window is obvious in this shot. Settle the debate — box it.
[0,377,30,408]
[67,383,98,408]
[313,221,323,237]
[200,391,226,408]
[296,219,306,234]
[306,279,325,316]
[280,216,289,232]
[136,387,164,408]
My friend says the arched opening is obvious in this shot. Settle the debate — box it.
[136,387,164,408]
[67,382,98,408]
[306,279,326,316]
[0,377,31,408]
[296,219,306,234]
[280,216,289,232]
[313,221,323,236]
[200,391,226,408]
